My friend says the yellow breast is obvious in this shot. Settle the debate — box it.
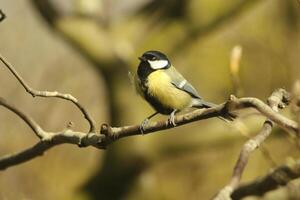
[147,70,192,110]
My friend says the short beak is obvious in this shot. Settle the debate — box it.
[138,56,146,62]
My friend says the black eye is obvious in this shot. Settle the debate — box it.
[151,56,157,61]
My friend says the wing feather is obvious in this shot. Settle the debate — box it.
[166,67,202,99]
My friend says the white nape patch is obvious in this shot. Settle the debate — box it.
[148,60,169,69]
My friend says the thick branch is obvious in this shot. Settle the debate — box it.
[101,93,297,143]
[232,161,300,199]
[0,130,105,170]
[0,142,53,169]
[0,89,297,170]
[212,89,291,200]
[0,54,96,133]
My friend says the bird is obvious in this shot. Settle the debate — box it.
[134,50,235,132]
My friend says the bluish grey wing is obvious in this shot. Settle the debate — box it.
[171,79,202,99]
[165,66,202,99]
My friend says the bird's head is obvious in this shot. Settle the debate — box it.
[138,50,171,70]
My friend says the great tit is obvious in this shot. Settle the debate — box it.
[135,50,234,131]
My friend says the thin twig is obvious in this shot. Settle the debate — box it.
[0,54,96,133]
[228,95,297,133]
[0,97,45,138]
[213,89,291,200]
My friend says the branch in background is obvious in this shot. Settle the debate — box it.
[30,0,261,63]
[30,0,60,25]
[232,160,300,199]
[212,89,291,200]
[171,0,261,56]
[0,9,6,22]
[0,54,96,133]
[229,45,278,169]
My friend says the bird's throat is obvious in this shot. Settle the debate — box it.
[137,61,154,80]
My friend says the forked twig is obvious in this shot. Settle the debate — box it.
[213,89,291,200]
[0,54,96,133]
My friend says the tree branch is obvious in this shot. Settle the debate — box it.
[227,94,297,133]
[0,128,105,170]
[0,55,298,179]
[232,160,300,199]
[212,89,292,200]
[0,89,297,170]
[0,54,96,133]
[0,97,105,169]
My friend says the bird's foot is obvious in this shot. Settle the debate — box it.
[168,112,177,127]
[139,118,149,134]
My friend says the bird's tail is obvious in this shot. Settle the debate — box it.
[192,99,236,122]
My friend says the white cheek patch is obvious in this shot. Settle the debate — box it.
[148,60,169,69]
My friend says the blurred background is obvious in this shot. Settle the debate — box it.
[0,0,300,199]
